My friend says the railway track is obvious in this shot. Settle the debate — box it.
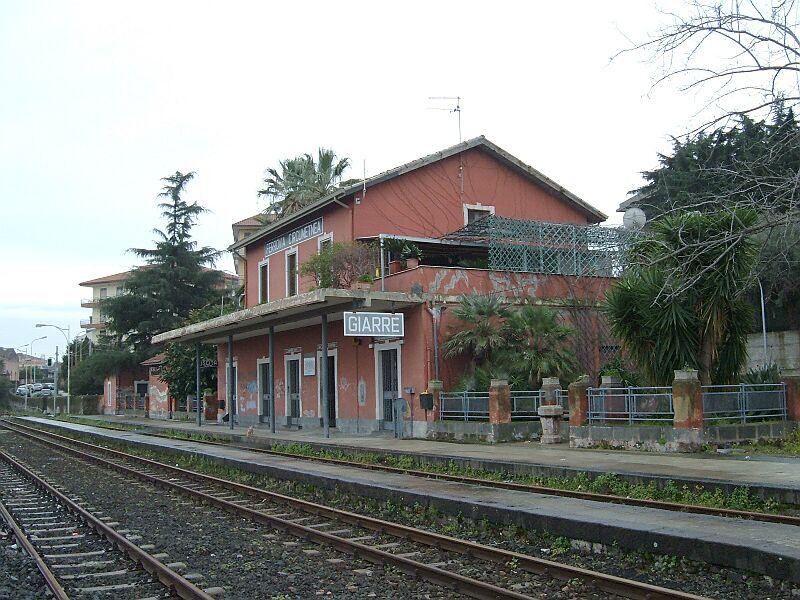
[0,449,214,600]
[44,418,799,527]
[2,418,711,600]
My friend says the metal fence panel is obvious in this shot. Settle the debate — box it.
[588,387,673,423]
[440,391,490,421]
[702,384,786,423]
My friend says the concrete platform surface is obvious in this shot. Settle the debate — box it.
[13,417,800,582]
[64,414,800,498]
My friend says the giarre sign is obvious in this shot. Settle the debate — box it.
[343,311,404,338]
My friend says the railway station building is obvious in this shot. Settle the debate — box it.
[153,136,623,438]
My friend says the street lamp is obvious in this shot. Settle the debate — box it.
[29,336,46,385]
[20,337,46,408]
[36,324,71,414]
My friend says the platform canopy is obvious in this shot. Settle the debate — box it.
[151,288,424,346]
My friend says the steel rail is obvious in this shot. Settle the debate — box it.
[74,420,800,527]
[0,449,215,600]
[2,419,710,600]
[0,486,70,600]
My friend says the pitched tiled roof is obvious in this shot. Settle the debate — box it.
[230,135,607,252]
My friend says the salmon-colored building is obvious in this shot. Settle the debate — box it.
[153,136,615,437]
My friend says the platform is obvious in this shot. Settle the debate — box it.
[13,416,800,582]
[58,413,800,505]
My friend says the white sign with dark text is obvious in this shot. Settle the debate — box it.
[343,312,404,338]
[264,217,323,257]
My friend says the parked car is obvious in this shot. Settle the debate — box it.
[43,383,55,390]
[33,389,53,398]
[32,383,43,391]
[15,386,30,396]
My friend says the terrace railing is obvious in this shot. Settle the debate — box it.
[439,391,490,421]
[587,386,674,424]
[702,383,787,423]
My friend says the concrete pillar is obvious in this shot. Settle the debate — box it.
[672,369,703,429]
[428,380,443,421]
[782,369,800,422]
[489,379,511,425]
[568,375,592,426]
[540,377,561,406]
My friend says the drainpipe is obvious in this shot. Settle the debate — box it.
[379,234,385,292]
[426,303,446,381]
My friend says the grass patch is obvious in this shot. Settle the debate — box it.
[722,428,800,457]
[16,415,787,514]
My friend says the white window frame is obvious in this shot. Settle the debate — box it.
[316,347,338,422]
[462,202,495,225]
[373,340,403,421]
[256,357,271,417]
[285,247,299,297]
[317,232,334,252]
[257,258,270,303]
[284,351,302,417]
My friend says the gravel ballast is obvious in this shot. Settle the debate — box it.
[6,423,800,599]
[0,520,50,600]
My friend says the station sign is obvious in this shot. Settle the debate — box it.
[264,217,323,257]
[343,311,404,338]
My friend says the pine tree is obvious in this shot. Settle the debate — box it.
[102,171,222,351]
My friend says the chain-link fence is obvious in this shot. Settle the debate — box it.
[446,215,635,277]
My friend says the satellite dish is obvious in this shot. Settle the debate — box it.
[623,207,647,229]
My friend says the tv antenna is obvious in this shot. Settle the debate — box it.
[428,96,462,142]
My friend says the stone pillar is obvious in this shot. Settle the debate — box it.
[782,369,800,422]
[489,379,511,425]
[672,369,703,429]
[428,380,443,421]
[540,377,561,406]
[568,375,592,426]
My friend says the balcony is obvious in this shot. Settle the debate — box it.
[81,298,99,308]
[80,317,109,329]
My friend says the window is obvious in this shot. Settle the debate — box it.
[99,287,107,299]
[286,249,298,297]
[318,233,333,253]
[258,260,269,303]
[463,203,495,225]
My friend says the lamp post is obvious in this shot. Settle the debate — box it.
[29,336,46,385]
[36,324,71,414]
[757,279,769,366]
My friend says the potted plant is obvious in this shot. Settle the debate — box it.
[403,243,422,268]
[354,273,373,291]
[384,239,422,272]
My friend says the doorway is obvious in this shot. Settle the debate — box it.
[285,356,301,427]
[317,351,337,428]
[377,346,400,428]
[225,363,237,423]
[258,359,271,423]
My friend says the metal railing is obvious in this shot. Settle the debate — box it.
[702,383,787,423]
[439,389,569,421]
[510,390,569,421]
[588,386,674,424]
[439,391,489,421]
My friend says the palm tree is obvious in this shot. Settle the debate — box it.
[443,295,511,365]
[501,305,578,389]
[258,148,356,219]
[604,210,757,385]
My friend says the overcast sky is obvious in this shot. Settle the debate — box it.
[1,1,704,360]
